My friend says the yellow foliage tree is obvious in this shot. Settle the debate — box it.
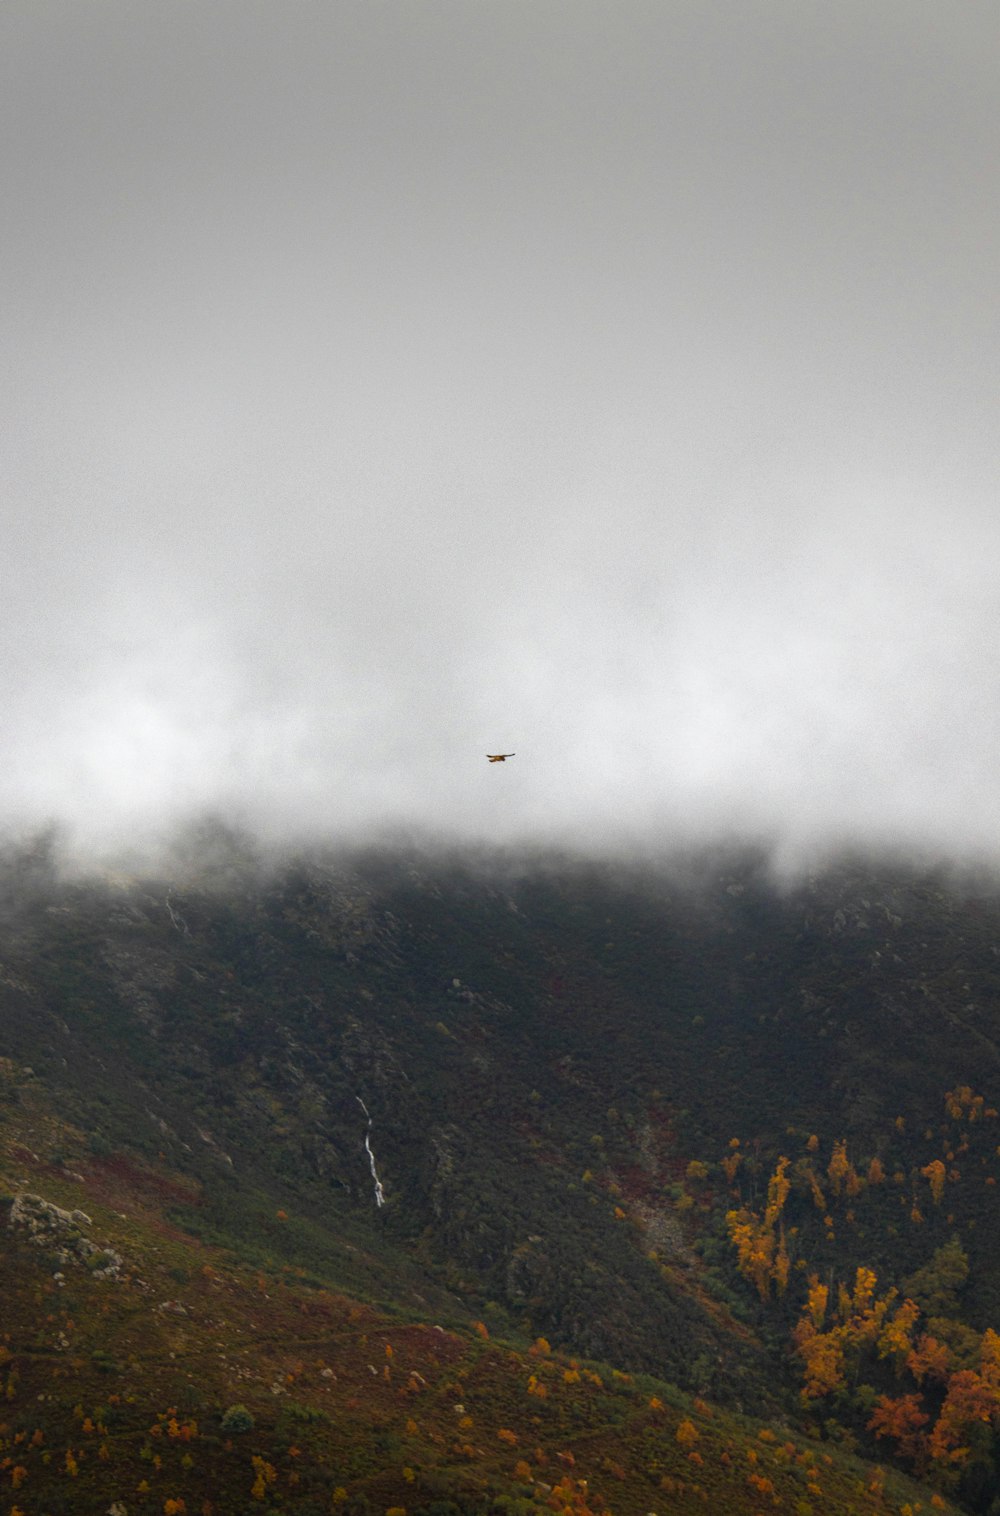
[876,1297,920,1364]
[675,1419,699,1447]
[250,1456,277,1501]
[726,1209,776,1300]
[827,1139,854,1196]
[764,1156,791,1229]
[806,1275,829,1329]
[726,1156,792,1299]
[720,1151,741,1184]
[793,1268,919,1405]
[793,1317,847,1400]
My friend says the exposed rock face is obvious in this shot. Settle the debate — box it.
[8,1191,124,1279]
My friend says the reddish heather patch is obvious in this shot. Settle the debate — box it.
[690,1283,760,1344]
[83,1152,202,1211]
[149,1214,205,1245]
[642,1102,698,1184]
[390,1323,466,1366]
[613,1164,655,1202]
[645,1102,680,1144]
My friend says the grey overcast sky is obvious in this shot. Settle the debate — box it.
[2,1,998,863]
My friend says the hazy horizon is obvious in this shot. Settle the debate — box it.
[3,2,998,868]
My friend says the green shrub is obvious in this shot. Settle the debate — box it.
[220,1402,255,1434]
[283,1400,330,1424]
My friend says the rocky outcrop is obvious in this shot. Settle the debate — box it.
[8,1192,124,1279]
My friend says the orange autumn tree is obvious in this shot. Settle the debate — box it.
[795,1278,1000,1474]
[869,1394,930,1467]
[863,1325,1000,1475]
[720,1139,742,1185]
[921,1159,947,1206]
[927,1328,1000,1466]
[907,1332,952,1387]
[944,1085,986,1122]
[866,1155,886,1186]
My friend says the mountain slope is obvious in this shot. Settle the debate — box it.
[2,831,1000,1510]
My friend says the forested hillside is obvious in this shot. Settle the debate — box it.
[2,828,1000,1513]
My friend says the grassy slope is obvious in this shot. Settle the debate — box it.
[0,1073,954,1516]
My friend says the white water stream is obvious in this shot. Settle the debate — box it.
[356,1096,386,1208]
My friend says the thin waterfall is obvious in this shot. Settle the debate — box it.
[356,1096,386,1208]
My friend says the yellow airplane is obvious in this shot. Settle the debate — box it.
[486,753,515,763]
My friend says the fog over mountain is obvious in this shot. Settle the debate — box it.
[3,2,998,866]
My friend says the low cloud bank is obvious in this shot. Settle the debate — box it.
[2,485,998,878]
